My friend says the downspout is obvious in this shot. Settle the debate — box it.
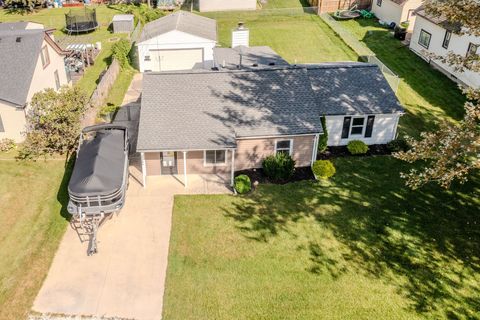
[230,149,235,187]
[141,152,147,188]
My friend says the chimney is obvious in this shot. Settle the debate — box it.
[231,22,249,48]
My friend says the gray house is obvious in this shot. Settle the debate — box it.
[136,62,404,187]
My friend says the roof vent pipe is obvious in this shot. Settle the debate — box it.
[232,22,249,48]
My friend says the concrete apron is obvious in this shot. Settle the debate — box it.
[33,172,231,320]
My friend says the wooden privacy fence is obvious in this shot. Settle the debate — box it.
[314,0,372,13]
[90,58,121,108]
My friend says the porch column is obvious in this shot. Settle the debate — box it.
[140,152,146,188]
[230,149,235,187]
[183,151,188,188]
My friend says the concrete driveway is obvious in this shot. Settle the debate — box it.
[33,163,231,319]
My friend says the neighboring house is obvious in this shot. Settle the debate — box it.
[136,11,217,72]
[197,0,256,12]
[409,8,480,89]
[0,22,69,142]
[136,63,404,187]
[371,0,423,31]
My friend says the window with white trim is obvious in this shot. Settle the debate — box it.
[442,30,452,49]
[467,43,479,57]
[40,46,50,68]
[205,150,226,165]
[418,29,432,49]
[54,70,60,90]
[350,117,365,135]
[275,140,292,155]
[377,0,382,7]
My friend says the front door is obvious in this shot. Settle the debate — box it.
[161,152,177,175]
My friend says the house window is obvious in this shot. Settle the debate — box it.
[418,29,432,49]
[377,0,382,6]
[144,55,151,61]
[275,140,292,156]
[467,43,479,57]
[350,117,365,135]
[0,114,4,132]
[40,46,50,68]
[54,70,60,90]
[442,30,452,49]
[204,150,226,166]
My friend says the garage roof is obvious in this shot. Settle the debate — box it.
[138,11,217,43]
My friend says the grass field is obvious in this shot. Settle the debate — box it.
[338,19,466,137]
[164,157,480,319]
[204,12,358,63]
[0,160,71,319]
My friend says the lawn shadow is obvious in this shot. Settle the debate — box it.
[223,157,480,318]
[56,154,75,221]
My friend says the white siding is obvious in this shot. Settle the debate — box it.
[198,0,256,12]
[371,0,422,31]
[409,16,480,89]
[136,30,216,72]
[326,114,400,146]
[0,100,26,143]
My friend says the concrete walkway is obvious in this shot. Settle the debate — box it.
[33,171,231,320]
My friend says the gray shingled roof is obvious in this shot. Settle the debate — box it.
[0,28,45,106]
[307,63,404,115]
[414,7,462,32]
[138,11,217,43]
[137,63,403,151]
[214,46,289,70]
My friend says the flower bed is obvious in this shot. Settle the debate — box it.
[317,144,390,159]
[235,166,315,186]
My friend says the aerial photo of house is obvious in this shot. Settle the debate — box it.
[0,1,478,320]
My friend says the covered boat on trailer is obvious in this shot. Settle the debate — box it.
[67,124,129,255]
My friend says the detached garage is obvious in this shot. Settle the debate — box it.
[136,11,217,72]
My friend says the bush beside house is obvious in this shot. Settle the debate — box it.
[262,153,296,182]
[234,175,252,194]
[347,140,369,155]
[312,160,336,179]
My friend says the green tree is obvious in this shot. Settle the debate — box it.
[393,0,480,189]
[4,0,43,12]
[18,86,88,159]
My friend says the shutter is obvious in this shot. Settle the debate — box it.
[341,117,351,139]
[365,115,375,138]
[0,115,4,132]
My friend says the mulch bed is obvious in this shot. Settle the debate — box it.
[317,144,391,160]
[235,166,315,185]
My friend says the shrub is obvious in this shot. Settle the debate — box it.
[387,138,409,153]
[0,138,16,152]
[312,160,336,179]
[262,153,296,182]
[347,140,369,155]
[112,39,132,68]
[234,175,251,194]
[318,116,328,153]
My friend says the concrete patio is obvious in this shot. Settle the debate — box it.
[33,168,231,320]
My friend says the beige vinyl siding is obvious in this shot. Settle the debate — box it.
[145,152,161,175]
[177,150,232,175]
[0,100,26,142]
[235,135,316,171]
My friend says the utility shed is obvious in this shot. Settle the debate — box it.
[112,15,134,34]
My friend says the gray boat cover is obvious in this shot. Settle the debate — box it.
[69,129,127,197]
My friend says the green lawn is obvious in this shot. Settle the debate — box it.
[0,160,71,319]
[164,157,480,320]
[338,19,466,137]
[204,12,358,63]
[260,0,310,9]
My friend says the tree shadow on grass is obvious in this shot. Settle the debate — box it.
[56,155,75,221]
[223,156,480,318]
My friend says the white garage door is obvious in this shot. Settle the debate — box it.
[150,49,204,71]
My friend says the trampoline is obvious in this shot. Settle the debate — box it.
[65,8,99,34]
